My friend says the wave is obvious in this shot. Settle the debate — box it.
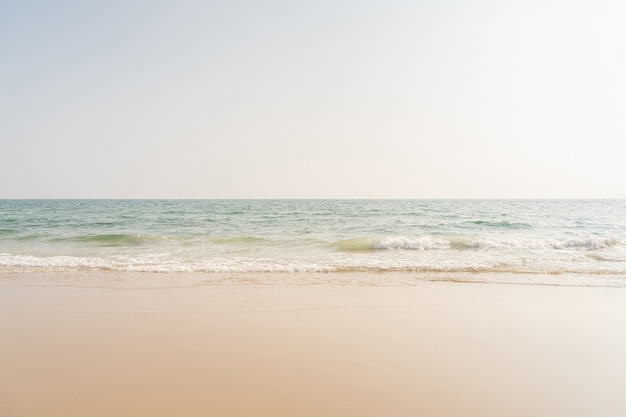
[49,234,267,247]
[69,234,169,247]
[331,238,377,252]
[450,237,621,251]
[462,220,533,229]
[2,252,625,276]
[331,236,622,252]
[332,237,451,252]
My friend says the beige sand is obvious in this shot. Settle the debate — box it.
[1,276,626,417]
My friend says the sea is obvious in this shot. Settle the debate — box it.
[2,199,626,287]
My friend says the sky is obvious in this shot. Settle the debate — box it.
[1,0,625,199]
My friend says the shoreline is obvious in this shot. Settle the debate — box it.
[1,269,624,289]
[2,276,626,416]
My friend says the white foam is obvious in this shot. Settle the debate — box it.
[457,237,621,251]
[373,237,450,250]
[1,235,625,276]
[335,236,623,252]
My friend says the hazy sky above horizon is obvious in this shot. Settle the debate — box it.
[1,0,625,198]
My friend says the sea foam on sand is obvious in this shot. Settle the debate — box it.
[1,275,626,417]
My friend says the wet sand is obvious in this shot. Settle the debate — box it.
[1,277,626,417]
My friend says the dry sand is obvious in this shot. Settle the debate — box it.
[1,276,626,417]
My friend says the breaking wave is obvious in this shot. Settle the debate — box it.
[67,233,170,247]
[2,249,626,276]
[332,236,622,252]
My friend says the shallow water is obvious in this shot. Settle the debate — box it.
[1,200,626,286]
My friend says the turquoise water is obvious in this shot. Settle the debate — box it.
[2,200,626,286]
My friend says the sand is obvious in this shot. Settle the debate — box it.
[1,276,626,417]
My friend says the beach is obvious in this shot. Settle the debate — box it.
[2,273,626,417]
[4,0,626,411]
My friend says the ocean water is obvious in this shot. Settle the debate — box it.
[2,199,626,287]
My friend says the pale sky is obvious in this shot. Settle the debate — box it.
[1,0,625,198]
